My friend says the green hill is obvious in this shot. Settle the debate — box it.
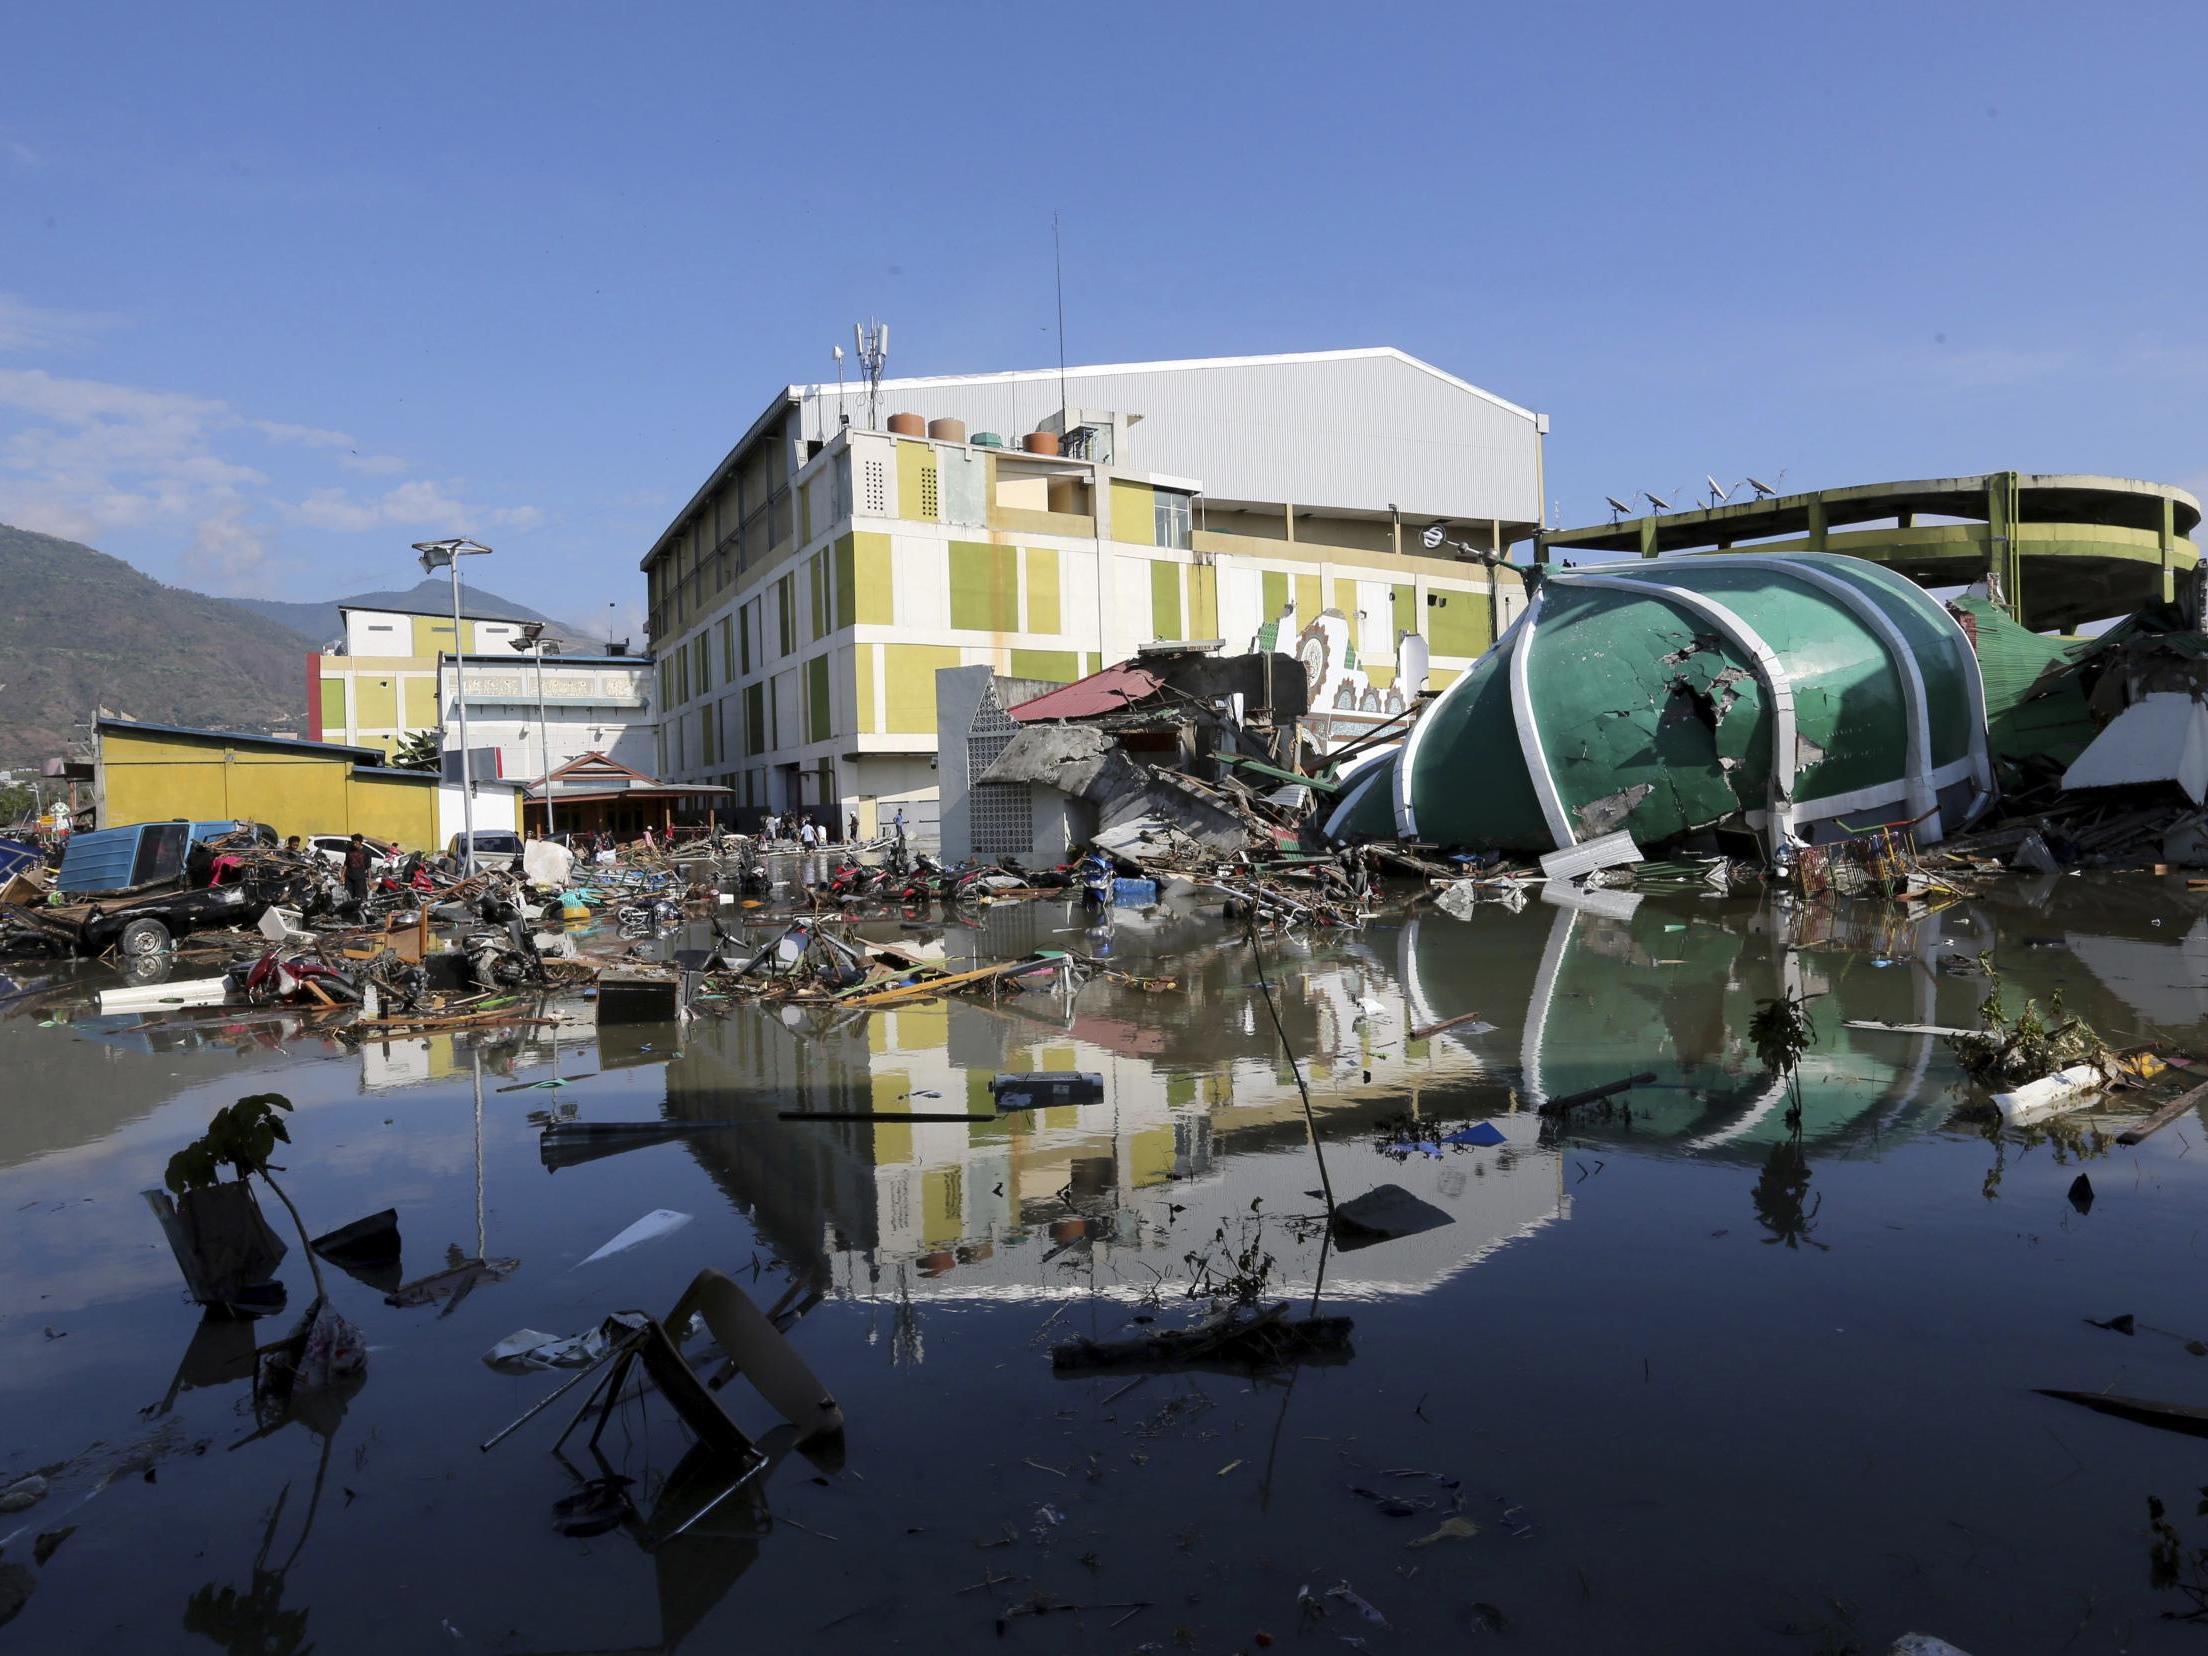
[0,523,311,767]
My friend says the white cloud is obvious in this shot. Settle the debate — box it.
[339,451,409,476]
[0,362,538,591]
[0,295,121,354]
[180,503,272,591]
[294,479,542,534]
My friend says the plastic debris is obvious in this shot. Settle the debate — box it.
[1407,1515,1480,1548]
[577,1208,693,1266]
[1329,1184,1454,1250]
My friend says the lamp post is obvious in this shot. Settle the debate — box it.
[510,622,556,840]
[412,538,492,874]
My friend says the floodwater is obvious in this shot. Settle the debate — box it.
[5,875,2208,1652]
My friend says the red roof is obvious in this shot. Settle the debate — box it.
[1008,664,1163,722]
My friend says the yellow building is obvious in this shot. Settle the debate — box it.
[641,348,1547,843]
[311,602,541,757]
[94,719,521,849]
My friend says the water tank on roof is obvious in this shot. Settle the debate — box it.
[926,417,967,442]
[971,432,1004,449]
[886,413,926,437]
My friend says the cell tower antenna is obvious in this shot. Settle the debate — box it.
[1053,211,1070,437]
[854,321,890,430]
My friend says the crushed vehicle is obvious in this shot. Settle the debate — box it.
[0,819,312,959]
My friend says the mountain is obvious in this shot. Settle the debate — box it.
[227,579,599,651]
[0,523,310,767]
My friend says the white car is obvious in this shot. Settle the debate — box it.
[308,834,396,868]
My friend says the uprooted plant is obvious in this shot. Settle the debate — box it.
[1947,955,2112,1089]
[166,1093,324,1305]
[1749,988,1818,1134]
[1184,1211,1279,1309]
[167,1092,368,1399]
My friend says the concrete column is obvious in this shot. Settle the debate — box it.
[2162,496,2177,604]
[1284,503,1296,545]
[1805,497,1828,552]
[1639,517,1658,559]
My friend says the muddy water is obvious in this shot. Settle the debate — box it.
[3,876,2208,1652]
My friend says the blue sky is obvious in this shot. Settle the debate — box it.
[4,1,2203,628]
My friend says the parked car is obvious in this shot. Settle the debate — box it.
[307,833,396,869]
[446,830,525,868]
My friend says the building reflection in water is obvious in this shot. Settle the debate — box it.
[628,888,2012,1330]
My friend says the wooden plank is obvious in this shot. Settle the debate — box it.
[2116,1079,2208,1146]
[1539,1071,1658,1116]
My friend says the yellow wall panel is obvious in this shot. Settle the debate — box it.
[1295,573,1323,631]
[853,532,894,625]
[894,440,938,523]
[1111,479,1155,546]
[401,675,439,728]
[1009,650,1079,683]
[1188,564,1219,640]
[854,643,877,735]
[319,677,348,736]
[1149,559,1182,640]
[356,676,399,728]
[882,644,962,733]
[1024,547,1060,635]
[346,774,437,846]
[410,616,459,657]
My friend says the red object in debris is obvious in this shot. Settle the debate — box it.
[1007,664,1162,722]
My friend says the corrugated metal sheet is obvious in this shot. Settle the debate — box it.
[795,349,1540,524]
[1008,665,1163,722]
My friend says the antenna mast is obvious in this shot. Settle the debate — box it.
[854,321,889,431]
[1052,212,1069,436]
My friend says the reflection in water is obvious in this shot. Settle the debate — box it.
[6,876,2208,1649]
[1750,1138,1827,1251]
[639,890,2040,1333]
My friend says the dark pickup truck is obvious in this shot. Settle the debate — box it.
[0,819,304,959]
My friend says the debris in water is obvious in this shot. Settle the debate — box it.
[576,1208,693,1266]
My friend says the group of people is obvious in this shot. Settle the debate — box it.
[756,807,908,851]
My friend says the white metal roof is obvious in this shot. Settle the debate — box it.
[645,347,1547,566]
[791,346,1543,526]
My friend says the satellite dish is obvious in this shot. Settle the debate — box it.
[1420,524,1446,550]
[1705,474,1730,504]
[1747,476,1776,499]
[1642,492,1673,512]
[1605,495,1633,516]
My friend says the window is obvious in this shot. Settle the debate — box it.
[693,633,711,696]
[1154,490,1192,550]
[720,615,735,681]
[740,599,755,675]
[862,458,888,515]
[916,462,939,520]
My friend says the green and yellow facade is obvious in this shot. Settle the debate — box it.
[646,423,1528,836]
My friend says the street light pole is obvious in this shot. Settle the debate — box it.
[513,622,555,840]
[412,538,492,874]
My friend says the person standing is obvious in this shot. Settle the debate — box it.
[343,832,374,904]
[847,811,859,844]
[892,806,907,848]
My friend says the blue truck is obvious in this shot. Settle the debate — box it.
[3,819,291,959]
